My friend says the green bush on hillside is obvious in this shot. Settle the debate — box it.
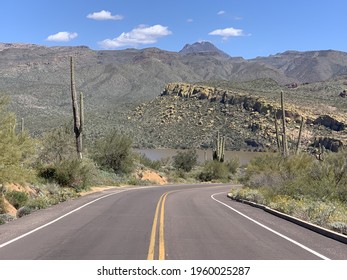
[38,159,97,191]
[241,151,347,203]
[225,157,240,174]
[37,125,76,164]
[0,95,36,184]
[92,130,134,175]
[4,190,29,210]
[0,195,6,214]
[198,160,229,182]
[173,150,198,172]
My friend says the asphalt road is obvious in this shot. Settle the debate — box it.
[0,183,346,260]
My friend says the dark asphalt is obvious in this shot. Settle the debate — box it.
[0,184,346,260]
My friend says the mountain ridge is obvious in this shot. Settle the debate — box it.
[0,41,347,141]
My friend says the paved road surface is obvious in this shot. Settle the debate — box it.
[0,184,346,260]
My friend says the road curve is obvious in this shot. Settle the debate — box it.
[0,184,346,260]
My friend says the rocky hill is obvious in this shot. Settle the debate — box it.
[129,81,347,152]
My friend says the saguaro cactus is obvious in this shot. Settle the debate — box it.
[280,91,288,158]
[21,118,24,133]
[274,113,281,152]
[295,116,304,155]
[213,131,225,162]
[70,56,84,159]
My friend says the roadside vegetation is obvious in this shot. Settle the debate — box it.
[229,152,347,235]
[2,83,346,238]
[0,93,241,225]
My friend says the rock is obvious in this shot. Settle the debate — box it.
[313,115,345,131]
[245,139,263,148]
[339,89,347,97]
[311,137,343,152]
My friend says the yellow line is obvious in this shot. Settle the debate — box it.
[159,193,169,260]
[147,185,227,260]
[147,193,165,260]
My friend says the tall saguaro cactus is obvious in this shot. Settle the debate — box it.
[280,91,288,158]
[295,116,304,155]
[70,56,84,159]
[213,131,225,162]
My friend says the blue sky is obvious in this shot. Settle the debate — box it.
[1,0,346,58]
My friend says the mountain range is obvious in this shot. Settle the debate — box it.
[0,41,347,141]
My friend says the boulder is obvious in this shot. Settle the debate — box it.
[311,137,343,152]
[313,115,345,131]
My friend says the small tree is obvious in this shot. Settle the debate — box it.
[198,160,229,182]
[93,130,134,175]
[37,124,76,164]
[0,95,36,184]
[173,150,198,172]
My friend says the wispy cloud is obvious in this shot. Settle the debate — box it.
[209,27,245,40]
[187,18,194,23]
[46,32,78,42]
[87,10,123,21]
[99,24,172,49]
[217,10,226,15]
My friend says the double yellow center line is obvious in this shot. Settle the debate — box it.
[147,191,172,260]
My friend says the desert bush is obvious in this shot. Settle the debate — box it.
[241,152,347,202]
[198,160,229,181]
[225,157,240,174]
[0,213,14,224]
[93,130,134,175]
[0,96,36,184]
[173,150,198,172]
[4,190,29,209]
[0,195,6,214]
[37,125,76,164]
[38,159,97,191]
[229,187,266,204]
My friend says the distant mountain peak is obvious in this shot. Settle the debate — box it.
[179,41,230,58]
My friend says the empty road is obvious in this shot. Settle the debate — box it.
[0,184,346,260]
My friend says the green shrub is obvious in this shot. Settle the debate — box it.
[38,159,97,191]
[93,130,134,175]
[198,160,229,181]
[0,95,37,184]
[226,157,240,174]
[0,213,15,224]
[5,190,28,210]
[37,125,76,164]
[173,150,198,172]
[0,195,6,214]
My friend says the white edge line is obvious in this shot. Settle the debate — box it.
[211,192,331,260]
[0,184,192,250]
[0,188,140,249]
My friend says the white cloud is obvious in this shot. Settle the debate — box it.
[209,27,244,40]
[46,32,78,42]
[187,18,194,23]
[217,11,226,15]
[99,24,172,49]
[87,10,123,21]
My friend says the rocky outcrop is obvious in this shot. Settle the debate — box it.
[313,115,345,131]
[161,83,302,120]
[311,137,343,152]
[339,89,347,98]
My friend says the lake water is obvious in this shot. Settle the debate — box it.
[135,148,267,166]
